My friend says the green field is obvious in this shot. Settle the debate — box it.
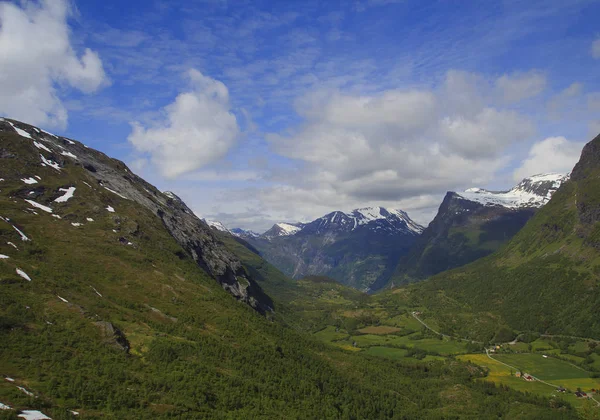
[494,353,600,390]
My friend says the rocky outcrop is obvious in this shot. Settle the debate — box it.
[94,321,130,352]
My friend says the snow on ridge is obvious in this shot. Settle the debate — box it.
[458,173,569,209]
[206,219,231,233]
[21,177,38,185]
[276,222,302,235]
[7,121,32,139]
[347,206,423,233]
[54,187,76,203]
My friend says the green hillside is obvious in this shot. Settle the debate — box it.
[406,133,600,341]
[0,119,578,418]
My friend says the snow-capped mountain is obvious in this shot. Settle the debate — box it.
[262,222,305,239]
[204,219,231,233]
[389,173,569,286]
[230,227,260,238]
[457,173,569,209]
[260,207,423,240]
[244,207,423,291]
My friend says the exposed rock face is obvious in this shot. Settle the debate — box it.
[94,321,130,352]
[570,133,600,225]
[0,118,273,314]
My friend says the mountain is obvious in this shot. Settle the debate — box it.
[409,133,600,340]
[0,117,568,418]
[389,173,569,286]
[262,222,304,239]
[230,227,260,238]
[245,207,424,291]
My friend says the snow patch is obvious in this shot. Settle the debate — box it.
[12,225,30,241]
[16,268,31,281]
[41,128,57,138]
[24,199,52,213]
[4,377,15,382]
[458,173,569,209]
[7,242,18,249]
[82,181,92,188]
[90,286,102,297]
[21,178,38,185]
[0,402,10,410]
[34,176,41,180]
[71,223,82,227]
[61,151,77,159]
[7,121,32,139]
[275,223,302,235]
[40,155,60,171]
[54,187,76,203]
[33,141,52,153]
[18,410,51,420]
[57,295,68,303]
[106,206,115,213]
[86,217,94,222]
[0,254,9,259]
[52,215,62,219]
[16,386,34,397]
[102,186,128,200]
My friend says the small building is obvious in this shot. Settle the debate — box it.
[557,387,566,393]
[575,391,588,398]
[524,375,534,382]
[514,371,522,378]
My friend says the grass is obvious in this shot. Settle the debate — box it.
[357,325,401,334]
[458,353,600,409]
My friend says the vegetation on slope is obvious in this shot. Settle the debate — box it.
[0,121,579,418]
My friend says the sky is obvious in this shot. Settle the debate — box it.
[1,0,600,232]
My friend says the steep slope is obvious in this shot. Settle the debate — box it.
[246,207,423,291]
[390,174,568,285]
[0,118,572,418]
[411,134,600,340]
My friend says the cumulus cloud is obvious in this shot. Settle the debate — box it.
[0,0,107,128]
[496,71,546,103]
[513,137,584,181]
[128,69,239,179]
[269,71,533,206]
[592,38,600,59]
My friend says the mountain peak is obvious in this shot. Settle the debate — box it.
[457,173,569,209]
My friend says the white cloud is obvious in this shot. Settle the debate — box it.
[0,0,107,128]
[496,71,546,103]
[513,136,584,181]
[128,69,239,179]
[259,70,537,227]
[592,38,600,59]
[270,72,533,199]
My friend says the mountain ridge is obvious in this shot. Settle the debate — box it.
[388,173,569,286]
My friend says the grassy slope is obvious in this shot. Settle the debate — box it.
[0,130,576,418]
[388,134,600,342]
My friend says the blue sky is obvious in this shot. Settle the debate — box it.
[1,0,600,231]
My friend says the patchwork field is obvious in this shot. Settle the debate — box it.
[458,353,600,409]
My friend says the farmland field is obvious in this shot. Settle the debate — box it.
[458,353,600,409]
